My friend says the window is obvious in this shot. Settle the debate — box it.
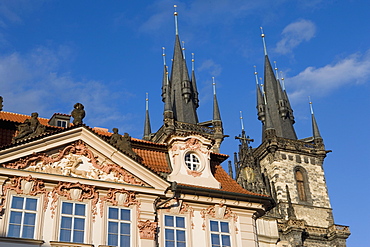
[164,215,186,247]
[57,120,67,127]
[60,202,86,243]
[210,220,231,247]
[107,207,131,247]
[185,153,200,171]
[7,196,38,239]
[295,170,307,201]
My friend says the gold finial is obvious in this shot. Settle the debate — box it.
[260,27,267,56]
[254,65,258,75]
[309,96,314,114]
[212,77,216,95]
[274,61,279,79]
[182,41,186,59]
[145,93,149,111]
[240,111,245,131]
[191,53,195,71]
[280,71,285,90]
[174,5,179,35]
[162,47,166,65]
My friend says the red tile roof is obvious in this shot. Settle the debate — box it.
[0,111,266,198]
[0,111,50,126]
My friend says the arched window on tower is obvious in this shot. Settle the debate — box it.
[295,169,307,201]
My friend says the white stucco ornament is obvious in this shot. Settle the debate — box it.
[167,135,220,189]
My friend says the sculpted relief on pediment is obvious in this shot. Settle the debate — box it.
[2,140,147,186]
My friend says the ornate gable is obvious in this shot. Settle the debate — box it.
[1,140,148,186]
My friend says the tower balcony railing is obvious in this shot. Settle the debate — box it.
[175,121,214,134]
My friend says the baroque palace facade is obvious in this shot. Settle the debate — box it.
[0,8,349,247]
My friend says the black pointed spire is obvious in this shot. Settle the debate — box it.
[143,93,152,141]
[255,67,266,123]
[169,6,198,124]
[191,53,199,108]
[309,99,323,143]
[258,29,297,140]
[212,77,221,121]
[228,160,233,178]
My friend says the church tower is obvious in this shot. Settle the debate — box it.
[146,7,225,153]
[235,30,350,246]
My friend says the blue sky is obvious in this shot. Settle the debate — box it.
[0,1,369,245]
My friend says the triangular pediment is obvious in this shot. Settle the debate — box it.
[0,127,169,190]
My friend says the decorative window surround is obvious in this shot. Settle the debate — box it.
[163,199,194,229]
[0,175,49,213]
[200,204,238,233]
[100,188,141,219]
[51,182,99,220]
[167,136,220,189]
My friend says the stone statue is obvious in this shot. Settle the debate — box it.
[71,103,85,125]
[0,96,3,111]
[109,128,137,157]
[12,112,46,143]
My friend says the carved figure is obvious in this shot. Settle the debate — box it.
[71,103,85,125]
[12,112,46,143]
[0,96,3,111]
[109,128,137,157]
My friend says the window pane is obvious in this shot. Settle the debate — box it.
[22,225,35,239]
[23,213,36,225]
[62,202,73,215]
[221,235,231,246]
[121,209,130,221]
[120,235,130,247]
[25,198,37,211]
[75,204,85,216]
[220,222,229,233]
[176,216,185,228]
[61,216,72,229]
[165,215,174,227]
[60,229,71,242]
[176,230,185,241]
[108,221,118,234]
[210,221,219,232]
[108,233,118,246]
[211,233,220,246]
[74,218,85,230]
[9,211,22,224]
[165,240,175,247]
[11,197,24,209]
[109,207,119,219]
[73,230,84,243]
[8,224,21,237]
[121,222,130,235]
[165,229,175,240]
[178,242,186,247]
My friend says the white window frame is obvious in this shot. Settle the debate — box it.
[209,220,232,247]
[6,194,39,239]
[185,153,201,171]
[106,206,132,247]
[163,214,187,247]
[59,201,87,244]
[56,120,68,127]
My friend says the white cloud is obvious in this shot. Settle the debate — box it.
[198,59,222,77]
[286,50,370,102]
[275,19,316,54]
[0,45,134,130]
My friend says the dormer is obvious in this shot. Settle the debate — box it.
[48,113,71,128]
[167,135,221,189]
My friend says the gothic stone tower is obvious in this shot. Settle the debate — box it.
[144,9,225,153]
[235,50,350,246]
